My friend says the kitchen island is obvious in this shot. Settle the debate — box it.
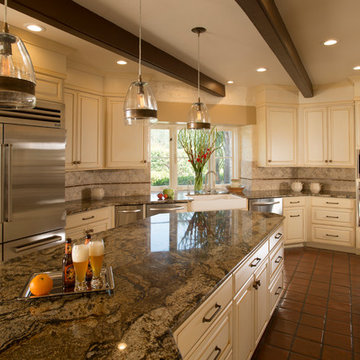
[0,210,283,359]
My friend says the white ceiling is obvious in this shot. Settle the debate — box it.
[4,0,360,89]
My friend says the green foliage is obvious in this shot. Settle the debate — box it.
[177,127,223,173]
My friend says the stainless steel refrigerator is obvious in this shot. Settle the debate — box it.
[0,101,66,261]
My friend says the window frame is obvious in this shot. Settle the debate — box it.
[150,123,238,191]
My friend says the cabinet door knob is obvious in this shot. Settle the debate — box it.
[253,280,261,290]
[329,160,333,163]
[268,159,272,163]
[325,160,328,163]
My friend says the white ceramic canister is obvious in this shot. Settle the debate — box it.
[92,187,105,200]
[310,182,321,194]
[291,181,303,192]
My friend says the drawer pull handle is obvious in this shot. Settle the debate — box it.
[275,255,283,264]
[326,201,339,205]
[275,233,282,239]
[202,303,221,323]
[326,215,339,219]
[207,346,222,360]
[275,286,282,296]
[326,233,339,238]
[290,215,300,218]
[253,280,261,290]
[290,201,300,204]
[85,229,94,234]
[250,257,261,267]
[82,215,95,221]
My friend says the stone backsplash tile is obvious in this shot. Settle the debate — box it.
[65,169,150,201]
[240,161,355,192]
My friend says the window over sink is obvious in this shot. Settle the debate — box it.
[150,124,238,191]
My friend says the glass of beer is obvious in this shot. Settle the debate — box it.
[89,239,105,289]
[72,244,89,291]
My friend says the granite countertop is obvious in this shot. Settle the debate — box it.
[65,192,191,215]
[242,189,356,199]
[0,210,283,360]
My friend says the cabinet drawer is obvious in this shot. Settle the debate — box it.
[66,219,110,240]
[66,207,113,229]
[312,208,354,227]
[269,269,283,315]
[283,197,305,208]
[312,225,355,247]
[176,276,232,357]
[311,197,354,209]
[269,225,284,251]
[270,244,284,278]
[234,240,268,295]
[185,303,232,360]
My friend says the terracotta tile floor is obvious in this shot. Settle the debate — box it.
[252,247,360,360]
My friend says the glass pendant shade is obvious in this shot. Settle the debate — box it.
[0,32,36,109]
[123,79,157,125]
[187,101,210,129]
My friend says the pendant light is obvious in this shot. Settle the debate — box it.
[0,0,36,109]
[187,27,210,130]
[123,0,157,126]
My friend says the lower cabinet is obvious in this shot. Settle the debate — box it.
[66,206,115,239]
[173,224,284,360]
[283,197,306,245]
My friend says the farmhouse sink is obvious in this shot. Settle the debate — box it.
[187,193,248,212]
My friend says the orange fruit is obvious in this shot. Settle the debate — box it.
[29,273,53,296]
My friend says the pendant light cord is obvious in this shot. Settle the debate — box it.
[197,32,200,102]
[4,0,8,32]
[138,0,142,82]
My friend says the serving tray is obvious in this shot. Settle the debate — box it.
[18,266,115,300]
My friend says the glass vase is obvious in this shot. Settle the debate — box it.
[194,171,203,194]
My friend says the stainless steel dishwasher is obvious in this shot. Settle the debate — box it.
[115,205,144,226]
[248,198,283,215]
[146,203,186,217]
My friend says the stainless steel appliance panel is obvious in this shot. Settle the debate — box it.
[249,198,283,215]
[3,229,65,262]
[146,203,186,217]
[115,205,144,226]
[3,124,66,242]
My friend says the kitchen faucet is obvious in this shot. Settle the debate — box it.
[205,171,217,193]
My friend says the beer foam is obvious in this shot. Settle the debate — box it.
[89,241,104,256]
[72,244,89,262]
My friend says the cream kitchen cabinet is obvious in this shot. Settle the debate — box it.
[105,97,148,169]
[303,104,354,167]
[174,224,284,360]
[257,105,297,167]
[283,197,306,245]
[64,89,103,170]
[35,72,64,103]
[66,206,114,239]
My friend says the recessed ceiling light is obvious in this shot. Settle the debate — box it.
[323,39,338,46]
[117,60,127,65]
[227,80,234,84]
[256,67,267,72]
[26,24,45,32]
[353,66,360,71]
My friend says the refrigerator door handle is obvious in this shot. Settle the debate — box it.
[5,144,12,222]
[0,143,4,223]
[15,235,63,253]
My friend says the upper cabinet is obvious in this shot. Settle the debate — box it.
[64,88,103,170]
[35,72,64,103]
[257,105,297,166]
[303,103,354,167]
[105,97,148,169]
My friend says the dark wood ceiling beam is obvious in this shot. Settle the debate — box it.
[235,0,313,98]
[4,0,225,97]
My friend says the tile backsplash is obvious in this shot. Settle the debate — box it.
[240,161,355,192]
[65,168,150,201]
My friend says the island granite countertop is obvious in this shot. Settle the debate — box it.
[0,210,283,360]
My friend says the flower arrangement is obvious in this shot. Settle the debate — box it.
[178,127,223,193]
